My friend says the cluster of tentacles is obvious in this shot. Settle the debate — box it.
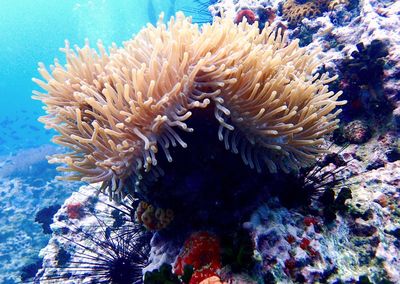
[33,12,345,201]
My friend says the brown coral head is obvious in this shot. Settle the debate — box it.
[33,13,345,201]
[282,0,329,25]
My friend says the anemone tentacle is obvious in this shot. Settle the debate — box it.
[33,12,345,200]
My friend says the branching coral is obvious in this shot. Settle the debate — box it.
[33,13,345,200]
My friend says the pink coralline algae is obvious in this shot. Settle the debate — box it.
[66,202,83,219]
[244,199,336,282]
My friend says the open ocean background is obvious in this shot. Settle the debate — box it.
[0,1,209,282]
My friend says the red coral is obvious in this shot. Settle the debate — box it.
[286,234,296,244]
[284,257,297,276]
[174,232,221,284]
[300,238,311,250]
[67,202,83,219]
[234,9,256,25]
[304,217,318,227]
[284,258,296,270]
[307,247,321,259]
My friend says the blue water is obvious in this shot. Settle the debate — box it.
[0,1,210,282]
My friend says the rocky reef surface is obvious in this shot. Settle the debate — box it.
[210,0,400,128]
[34,131,400,283]
[0,145,74,284]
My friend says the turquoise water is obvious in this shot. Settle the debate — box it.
[0,1,209,282]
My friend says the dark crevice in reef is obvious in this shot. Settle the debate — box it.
[137,104,272,235]
[35,204,61,234]
[133,103,347,235]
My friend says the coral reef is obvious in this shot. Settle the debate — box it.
[234,9,257,24]
[35,205,61,234]
[144,263,192,283]
[31,1,400,284]
[209,1,282,31]
[338,40,392,121]
[20,258,43,282]
[66,201,84,219]
[199,276,227,284]
[245,159,400,282]
[220,228,255,273]
[210,0,400,128]
[244,198,337,282]
[0,150,73,283]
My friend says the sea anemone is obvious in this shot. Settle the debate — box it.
[33,13,345,201]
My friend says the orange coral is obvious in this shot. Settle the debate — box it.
[174,232,221,284]
[135,201,174,231]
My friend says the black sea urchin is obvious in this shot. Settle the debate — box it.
[36,203,151,284]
